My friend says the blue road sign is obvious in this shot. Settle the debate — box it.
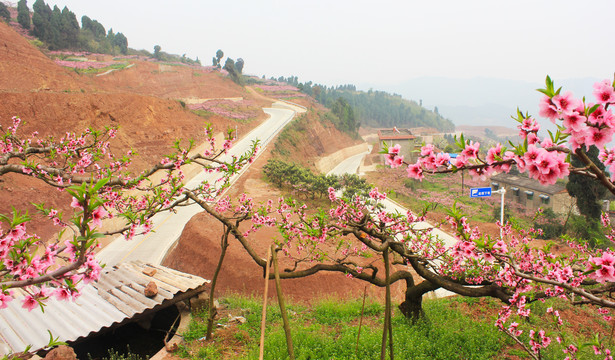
[470,187,492,198]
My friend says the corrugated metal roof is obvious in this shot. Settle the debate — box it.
[0,261,209,355]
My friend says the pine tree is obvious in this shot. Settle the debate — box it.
[113,32,128,54]
[32,0,52,43]
[17,0,31,29]
[0,3,10,22]
[60,6,79,48]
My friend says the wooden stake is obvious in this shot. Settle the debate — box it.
[272,244,295,360]
[356,285,368,355]
[259,246,272,360]
[205,227,230,340]
[380,247,394,360]
[386,251,394,360]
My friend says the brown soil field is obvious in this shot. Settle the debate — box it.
[0,21,268,238]
[1,18,374,303]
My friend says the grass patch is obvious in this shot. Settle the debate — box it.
[191,109,214,119]
[75,62,130,75]
[179,294,614,359]
[179,295,508,359]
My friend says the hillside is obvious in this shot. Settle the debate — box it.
[0,21,81,91]
[276,77,455,131]
[271,105,362,169]
[0,21,267,238]
[0,20,361,240]
[0,14,366,309]
[324,89,455,131]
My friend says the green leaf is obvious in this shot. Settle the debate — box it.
[546,75,553,89]
[379,141,389,154]
[554,86,562,96]
[46,330,67,347]
[587,103,601,116]
[536,88,551,97]
[92,178,110,193]
[537,75,554,97]
[89,232,105,239]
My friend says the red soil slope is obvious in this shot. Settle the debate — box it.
[1,19,371,303]
[0,22,265,238]
[0,22,81,92]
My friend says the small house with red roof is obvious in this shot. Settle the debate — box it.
[378,128,419,162]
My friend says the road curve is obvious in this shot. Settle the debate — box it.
[326,151,456,298]
[97,105,297,266]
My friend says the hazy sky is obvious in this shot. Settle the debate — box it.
[40,0,615,87]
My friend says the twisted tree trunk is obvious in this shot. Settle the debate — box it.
[398,278,438,322]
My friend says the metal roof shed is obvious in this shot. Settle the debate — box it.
[0,261,209,355]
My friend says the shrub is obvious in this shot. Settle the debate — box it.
[533,208,564,239]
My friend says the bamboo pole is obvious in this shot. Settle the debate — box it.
[356,285,368,355]
[386,250,394,360]
[380,247,394,360]
[272,244,295,360]
[259,246,272,360]
[205,227,230,340]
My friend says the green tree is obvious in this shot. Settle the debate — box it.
[81,16,105,39]
[330,97,359,136]
[214,49,224,68]
[17,0,30,29]
[223,57,235,73]
[0,2,10,22]
[59,6,79,48]
[223,57,243,85]
[91,19,105,38]
[80,14,91,30]
[153,44,161,59]
[106,27,114,42]
[48,5,62,49]
[566,145,607,219]
[113,32,128,54]
[235,57,244,73]
[32,0,52,43]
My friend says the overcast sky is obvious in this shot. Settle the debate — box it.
[40,0,614,88]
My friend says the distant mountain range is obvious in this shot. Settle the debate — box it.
[360,76,601,127]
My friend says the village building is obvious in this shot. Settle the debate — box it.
[490,173,574,214]
[377,128,418,162]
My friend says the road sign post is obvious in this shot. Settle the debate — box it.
[470,187,491,198]
[470,187,506,238]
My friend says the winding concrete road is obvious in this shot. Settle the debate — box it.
[327,146,372,176]
[326,149,457,298]
[97,103,299,266]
